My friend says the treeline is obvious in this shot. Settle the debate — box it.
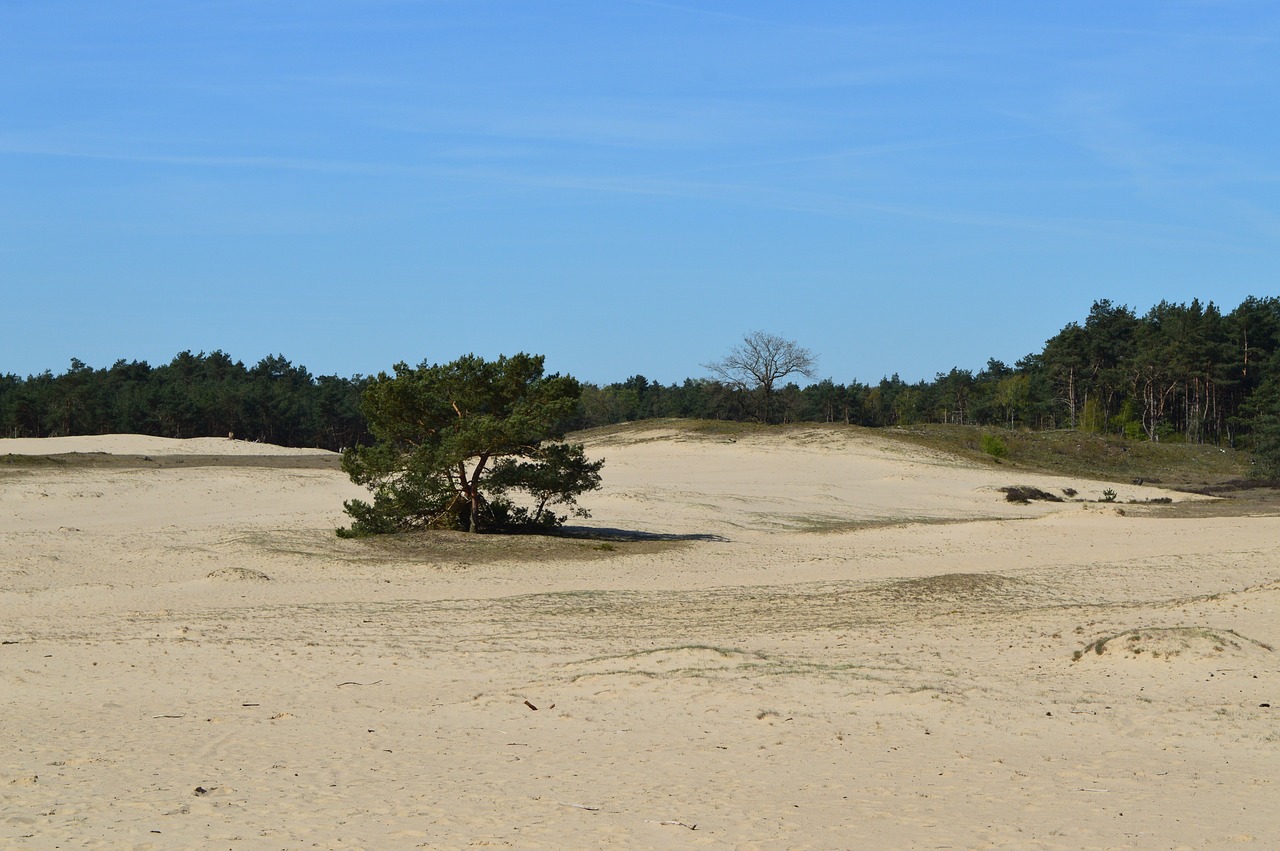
[3,296,1280,460]
[577,297,1280,448]
[0,351,370,451]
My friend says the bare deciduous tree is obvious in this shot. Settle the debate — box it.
[703,331,818,423]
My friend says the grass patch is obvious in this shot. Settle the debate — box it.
[351,529,686,564]
[2,453,74,468]
[1072,627,1275,662]
[879,424,1247,488]
[1187,477,1280,495]
[879,572,1031,603]
[245,527,686,567]
[793,515,984,534]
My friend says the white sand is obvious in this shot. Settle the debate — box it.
[1,426,1276,848]
[0,434,335,457]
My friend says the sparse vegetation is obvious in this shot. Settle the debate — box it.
[879,424,1247,489]
[287,527,682,565]
[1072,627,1275,662]
[790,514,978,534]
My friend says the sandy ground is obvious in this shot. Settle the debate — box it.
[1,427,1276,849]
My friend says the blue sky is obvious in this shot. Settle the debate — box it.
[2,1,1277,385]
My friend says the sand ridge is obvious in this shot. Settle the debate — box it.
[1,425,1276,848]
[0,434,338,457]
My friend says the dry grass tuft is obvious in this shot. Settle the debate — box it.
[1072,626,1275,662]
[880,572,1030,603]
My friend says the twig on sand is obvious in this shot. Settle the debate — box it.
[646,819,697,830]
[337,680,383,687]
[1077,788,1110,793]
[152,713,186,719]
[558,801,600,811]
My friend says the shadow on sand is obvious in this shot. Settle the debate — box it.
[559,526,729,544]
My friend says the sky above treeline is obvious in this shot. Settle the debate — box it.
[2,1,1277,385]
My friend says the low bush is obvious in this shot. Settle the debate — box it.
[981,433,1008,459]
[1000,485,1063,504]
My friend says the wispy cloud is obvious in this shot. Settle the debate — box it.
[614,0,805,29]
[5,124,1264,252]
[356,95,801,149]
[0,139,407,176]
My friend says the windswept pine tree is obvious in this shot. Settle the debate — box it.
[339,353,603,535]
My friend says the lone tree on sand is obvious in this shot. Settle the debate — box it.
[338,353,603,536]
[704,331,818,423]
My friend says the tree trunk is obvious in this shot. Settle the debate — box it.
[465,454,490,533]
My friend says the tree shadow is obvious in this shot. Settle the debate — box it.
[558,525,729,543]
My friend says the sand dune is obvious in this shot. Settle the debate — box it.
[0,434,335,457]
[2,427,1276,848]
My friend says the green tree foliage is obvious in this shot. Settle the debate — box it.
[5,296,1280,468]
[339,353,603,536]
[1239,349,1280,477]
[993,373,1030,429]
[934,367,976,424]
[0,351,369,449]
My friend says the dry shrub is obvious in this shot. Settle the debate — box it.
[1000,485,1064,504]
